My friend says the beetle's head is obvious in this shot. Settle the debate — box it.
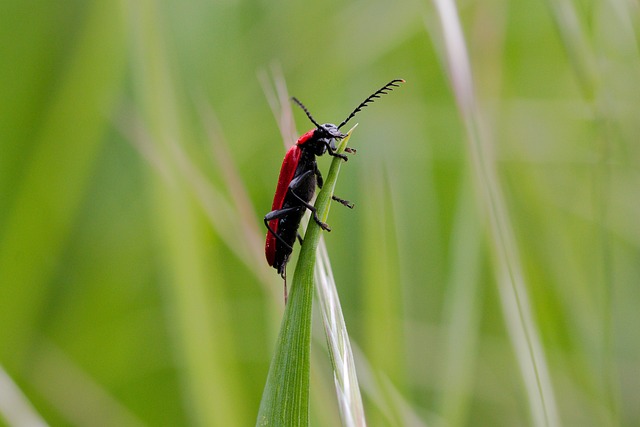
[313,123,346,155]
[291,79,404,156]
[291,98,347,156]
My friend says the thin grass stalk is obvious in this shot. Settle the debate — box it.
[428,0,560,425]
[351,344,429,427]
[257,64,299,146]
[315,234,366,427]
[543,1,620,422]
[126,0,247,424]
[122,105,277,293]
[0,0,124,367]
[360,167,405,426]
[29,343,147,427]
[199,103,265,265]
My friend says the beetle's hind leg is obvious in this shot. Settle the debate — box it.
[281,269,288,304]
[264,207,301,250]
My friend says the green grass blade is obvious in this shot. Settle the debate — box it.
[256,128,355,427]
[0,0,125,368]
[126,1,248,424]
[437,176,483,427]
[429,0,560,425]
[544,1,621,422]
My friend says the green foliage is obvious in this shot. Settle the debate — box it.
[1,0,638,426]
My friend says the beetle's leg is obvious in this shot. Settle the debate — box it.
[314,164,324,189]
[297,233,304,244]
[313,163,353,209]
[289,189,331,231]
[345,147,357,154]
[264,207,301,250]
[287,174,330,231]
[288,170,331,231]
[324,141,349,161]
[289,168,314,188]
[282,269,288,304]
[332,195,354,209]
[326,145,348,161]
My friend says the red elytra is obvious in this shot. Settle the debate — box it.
[265,141,303,266]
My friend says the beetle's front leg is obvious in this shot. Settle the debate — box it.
[325,142,349,161]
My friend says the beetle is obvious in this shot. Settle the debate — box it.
[264,79,404,300]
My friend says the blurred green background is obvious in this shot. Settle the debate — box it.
[1,0,638,425]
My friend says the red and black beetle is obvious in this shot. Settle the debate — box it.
[264,79,404,299]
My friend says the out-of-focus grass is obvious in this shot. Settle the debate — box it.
[1,0,639,425]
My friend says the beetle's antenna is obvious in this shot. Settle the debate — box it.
[292,97,322,129]
[337,79,405,129]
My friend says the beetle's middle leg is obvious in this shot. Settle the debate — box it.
[289,170,331,231]
[314,163,354,209]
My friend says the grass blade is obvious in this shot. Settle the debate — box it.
[256,128,355,426]
[126,0,248,424]
[437,176,483,427]
[315,237,366,427]
[428,0,560,425]
[0,0,125,367]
